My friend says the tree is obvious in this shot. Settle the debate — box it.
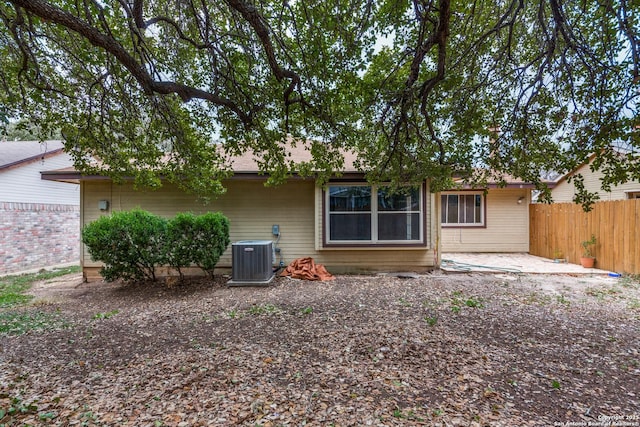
[355,0,639,206]
[1,119,39,141]
[0,118,61,140]
[1,0,638,207]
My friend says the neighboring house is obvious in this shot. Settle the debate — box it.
[42,144,440,280]
[440,176,535,253]
[552,153,640,202]
[0,140,80,275]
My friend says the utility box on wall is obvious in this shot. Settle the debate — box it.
[227,240,275,286]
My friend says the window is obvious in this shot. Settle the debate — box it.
[625,191,640,200]
[440,192,484,226]
[326,184,423,244]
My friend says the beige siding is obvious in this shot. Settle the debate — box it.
[82,179,436,274]
[441,188,530,252]
[552,163,640,202]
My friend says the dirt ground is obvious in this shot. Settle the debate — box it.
[1,271,639,426]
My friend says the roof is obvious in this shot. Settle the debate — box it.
[0,140,65,171]
[224,141,359,173]
[39,140,543,187]
[41,140,362,182]
[450,171,551,189]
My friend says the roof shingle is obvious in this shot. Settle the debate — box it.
[0,140,64,170]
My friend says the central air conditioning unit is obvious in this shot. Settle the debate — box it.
[227,240,275,286]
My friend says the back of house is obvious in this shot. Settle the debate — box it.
[43,142,440,281]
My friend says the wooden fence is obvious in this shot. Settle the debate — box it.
[529,200,640,275]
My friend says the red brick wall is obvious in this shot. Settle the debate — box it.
[0,202,80,275]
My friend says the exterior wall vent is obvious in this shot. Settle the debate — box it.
[228,240,275,286]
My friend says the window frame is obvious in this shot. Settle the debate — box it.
[440,191,486,228]
[625,190,640,200]
[323,182,426,247]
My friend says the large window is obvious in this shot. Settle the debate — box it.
[440,192,485,227]
[326,184,423,244]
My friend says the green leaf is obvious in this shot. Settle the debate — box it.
[0,0,636,206]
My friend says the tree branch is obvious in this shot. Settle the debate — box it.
[224,0,302,108]
[9,0,253,124]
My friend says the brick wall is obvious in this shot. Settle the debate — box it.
[0,202,80,275]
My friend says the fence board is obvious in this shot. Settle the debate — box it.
[623,201,636,274]
[636,201,640,273]
[529,200,640,275]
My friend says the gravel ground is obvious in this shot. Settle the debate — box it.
[1,271,639,426]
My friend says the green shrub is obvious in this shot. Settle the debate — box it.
[166,212,230,278]
[82,209,167,282]
[165,212,199,279]
[192,212,230,277]
[83,209,230,282]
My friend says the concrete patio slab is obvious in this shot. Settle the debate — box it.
[441,253,613,275]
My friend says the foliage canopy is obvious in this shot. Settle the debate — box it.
[1,0,638,206]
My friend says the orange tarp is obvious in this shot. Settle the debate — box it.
[280,257,335,281]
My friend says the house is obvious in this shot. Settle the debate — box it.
[42,143,440,280]
[440,175,535,253]
[551,153,640,202]
[0,140,80,275]
[41,142,542,280]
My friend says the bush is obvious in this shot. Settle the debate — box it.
[165,212,199,279]
[83,209,230,282]
[82,209,167,282]
[191,212,230,278]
